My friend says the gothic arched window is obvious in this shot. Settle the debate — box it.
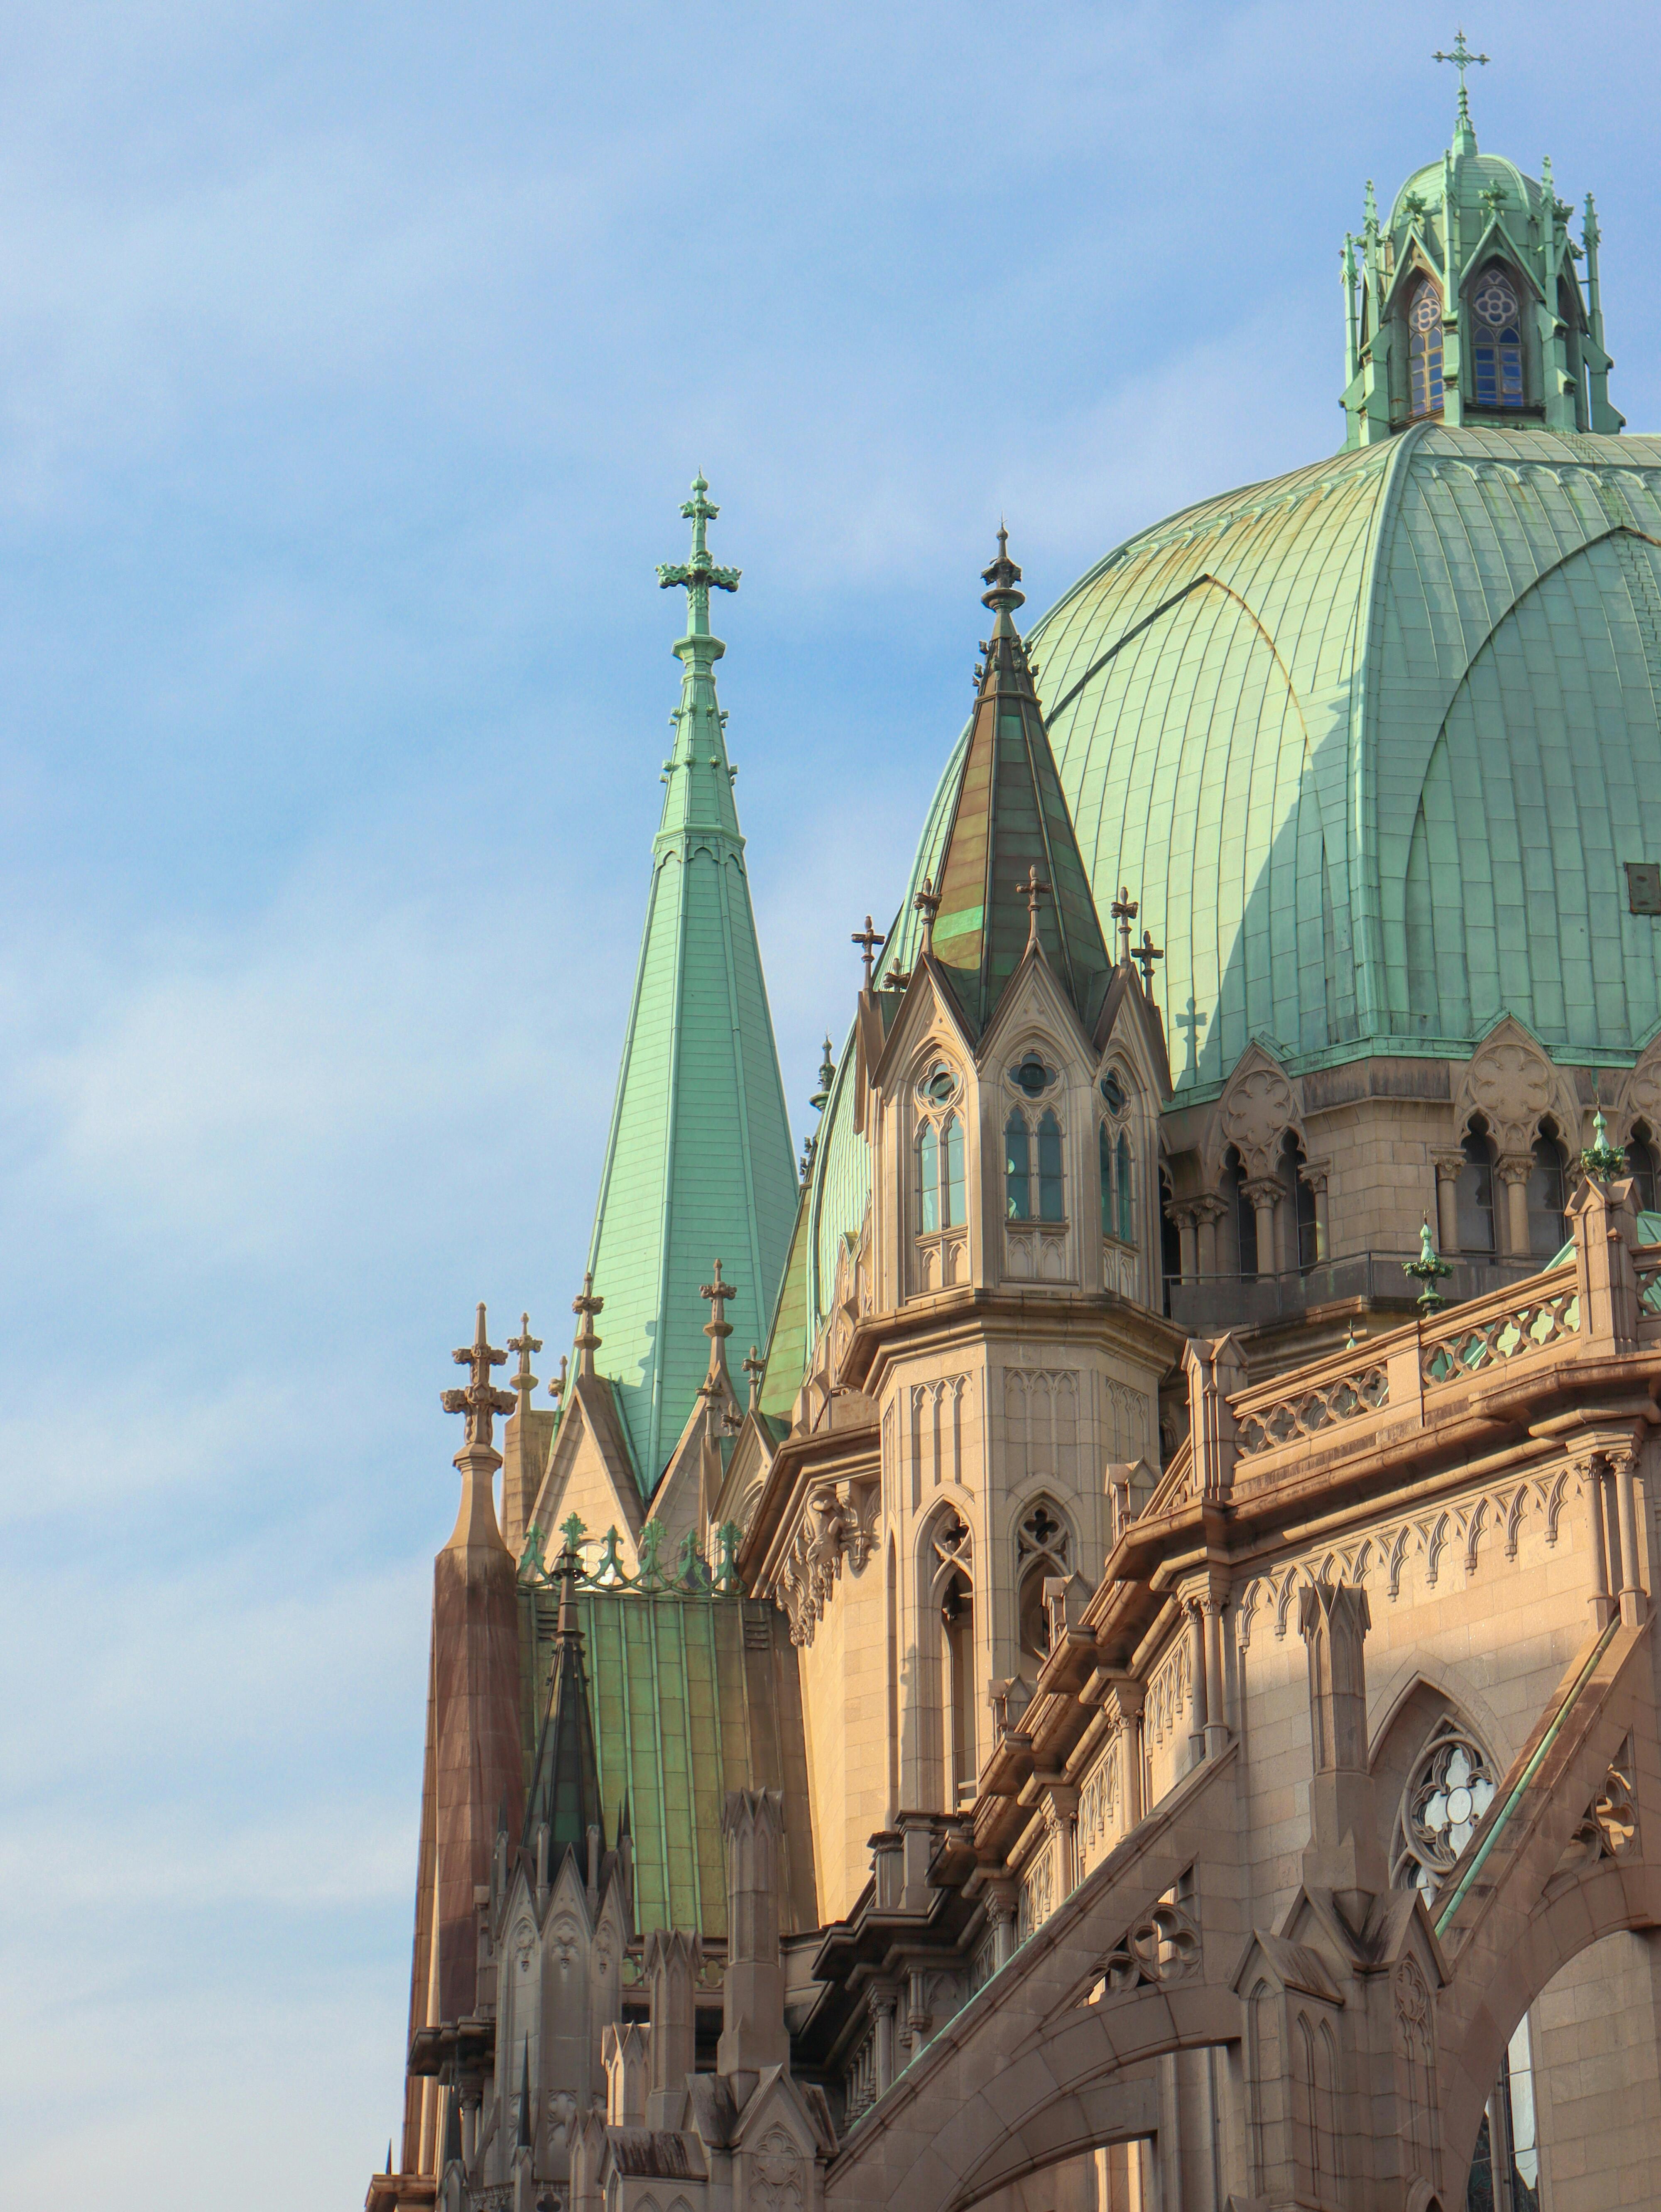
[1004,1110,1031,1221]
[1470,264,1524,408]
[917,1121,939,1234]
[1036,1110,1064,1221]
[1528,1127,1567,1257]
[941,1112,965,1227]
[1098,1121,1114,1238]
[1409,277,1445,418]
[1116,1130,1134,1243]
[1458,1120,1496,1255]
[1626,1122,1659,1214]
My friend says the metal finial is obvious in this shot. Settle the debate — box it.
[1403,1217,1454,1313]
[655,472,740,639]
[1433,28,1489,132]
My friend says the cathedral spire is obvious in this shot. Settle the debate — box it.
[521,1541,603,1868]
[583,478,798,1495]
[926,531,1114,1037]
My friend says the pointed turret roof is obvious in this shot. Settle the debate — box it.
[928,530,1114,1037]
[584,477,799,1494]
[522,1545,603,1866]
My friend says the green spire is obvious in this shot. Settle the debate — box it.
[584,477,798,1492]
[521,1545,603,1864]
[928,530,1114,1037]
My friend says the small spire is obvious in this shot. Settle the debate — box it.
[742,1343,765,1414]
[851,914,886,991]
[1132,927,1164,996]
[440,1303,516,1458]
[809,1036,835,1116]
[914,874,941,957]
[385,2139,394,2178]
[700,1259,737,1387]
[548,1352,568,1411]
[1433,29,1487,153]
[507,1313,541,1409]
[1109,884,1138,967]
[1363,178,1379,239]
[980,524,1026,636]
[1021,865,1050,951]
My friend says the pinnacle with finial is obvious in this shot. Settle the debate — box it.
[700,1261,737,1380]
[1434,28,1488,137]
[1132,927,1164,995]
[507,1313,541,1404]
[655,472,740,645]
[549,1352,569,1410]
[441,1302,517,1457]
[1109,884,1138,967]
[914,874,941,957]
[742,1343,766,1414]
[980,526,1025,619]
[572,1272,604,1379]
[810,1035,835,1116]
[852,915,886,991]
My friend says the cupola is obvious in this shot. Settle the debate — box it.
[1341,41,1619,445]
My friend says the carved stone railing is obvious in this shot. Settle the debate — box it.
[1419,1266,1580,1388]
[843,2021,878,2124]
[1234,1359,1389,1458]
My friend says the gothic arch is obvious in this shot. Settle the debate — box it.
[1204,1042,1304,1185]
[1454,1017,1581,1161]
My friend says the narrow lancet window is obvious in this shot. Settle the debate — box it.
[918,1122,939,1234]
[1004,1111,1031,1220]
[1470,266,1524,407]
[1099,1122,1114,1238]
[942,1113,965,1227]
[1116,1130,1134,1243]
[1409,277,1445,418]
[1037,1110,1064,1220]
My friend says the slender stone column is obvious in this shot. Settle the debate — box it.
[1242,1177,1281,1279]
[644,1930,700,2128]
[1203,1590,1230,1756]
[1171,1204,1198,1282]
[1581,1453,1613,1627]
[1434,1154,1465,1255]
[1186,1598,1209,1764]
[1303,1165,1330,1262]
[1612,1446,1648,1623]
[1298,1581,1388,1926]
[1105,1678,1147,1826]
[1497,1156,1532,1256]
[718,1788,789,2086]
[869,1980,900,2094]
[1195,1197,1226,1279]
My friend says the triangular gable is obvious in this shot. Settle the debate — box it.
[1457,219,1545,305]
[1094,964,1175,1099]
[646,1364,742,1551]
[527,1374,646,1573]
[975,935,1099,1073]
[1381,229,1447,321]
[870,952,978,1094]
[728,2063,838,2161]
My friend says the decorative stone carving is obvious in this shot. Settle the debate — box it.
[1214,1045,1301,1178]
[752,2126,806,2212]
[1455,1017,1579,1156]
[1096,1896,1202,1993]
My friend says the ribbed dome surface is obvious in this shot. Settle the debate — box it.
[887,423,1661,1093]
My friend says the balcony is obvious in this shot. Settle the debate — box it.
[1166,1249,1544,1338]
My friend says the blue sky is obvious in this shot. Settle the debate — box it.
[1,3,1656,2202]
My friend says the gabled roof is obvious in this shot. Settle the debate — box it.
[584,480,799,1497]
[929,532,1113,1040]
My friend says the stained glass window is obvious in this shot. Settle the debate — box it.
[1392,1718,1498,1903]
[1471,265,1524,408]
[1005,1111,1031,1221]
[1409,277,1444,418]
[918,1122,939,1234]
[1037,1110,1064,1221]
[942,1113,965,1228]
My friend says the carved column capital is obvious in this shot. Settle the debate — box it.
[1240,1175,1285,1209]
[1433,1151,1468,1184]
[1193,1195,1229,1225]
[1300,1161,1330,1196]
[1495,1153,1535,1188]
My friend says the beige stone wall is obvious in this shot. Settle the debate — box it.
[795,1522,890,1922]
[1533,1931,1661,2210]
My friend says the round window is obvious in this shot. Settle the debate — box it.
[919,1061,958,1104]
[1473,270,1519,327]
[1011,1052,1055,1098]
[1392,1719,1497,1902]
[1100,1069,1126,1113]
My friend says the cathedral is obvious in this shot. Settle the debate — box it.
[366,66,1661,2212]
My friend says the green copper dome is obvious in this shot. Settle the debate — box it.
[883,424,1661,1094]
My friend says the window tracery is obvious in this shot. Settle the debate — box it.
[1006,1106,1063,1221]
[1409,276,1444,418]
[914,1060,966,1238]
[924,1508,975,1803]
[1458,1119,1497,1254]
[1470,264,1524,408]
[1016,1497,1073,1658]
[1098,1065,1137,1245]
[1391,1716,1499,1903]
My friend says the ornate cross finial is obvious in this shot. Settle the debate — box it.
[1433,28,1489,130]
[507,1313,541,1405]
[1132,927,1164,994]
[980,525,1025,617]
[742,1343,765,1414]
[1021,865,1050,950]
[572,1272,603,1379]
[914,874,941,957]
[441,1303,517,1456]
[655,472,740,643]
[548,1353,568,1411]
[701,1261,737,1376]
[852,915,886,991]
[1109,884,1138,967]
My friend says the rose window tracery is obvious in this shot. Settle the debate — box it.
[1392,1718,1498,1901]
